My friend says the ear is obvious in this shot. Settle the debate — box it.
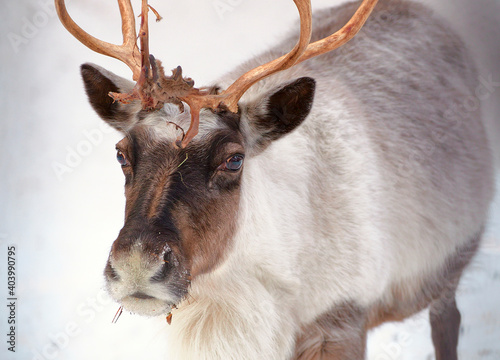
[80,63,138,132]
[245,77,315,151]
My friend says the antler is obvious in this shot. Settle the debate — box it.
[56,0,378,147]
[220,0,379,109]
[179,0,378,146]
[55,0,141,80]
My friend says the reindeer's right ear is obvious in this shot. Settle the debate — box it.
[80,63,137,132]
[242,77,315,153]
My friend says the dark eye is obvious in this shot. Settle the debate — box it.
[222,154,244,172]
[116,150,128,166]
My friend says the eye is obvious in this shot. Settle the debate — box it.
[221,154,244,172]
[116,150,128,166]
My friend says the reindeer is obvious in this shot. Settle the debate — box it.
[55,0,494,359]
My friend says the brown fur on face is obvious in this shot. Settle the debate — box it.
[167,134,244,277]
[170,189,240,277]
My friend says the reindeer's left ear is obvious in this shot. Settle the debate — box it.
[243,77,315,151]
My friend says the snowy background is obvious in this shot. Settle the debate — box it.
[0,0,499,359]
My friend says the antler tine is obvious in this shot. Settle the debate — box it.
[298,0,378,63]
[55,0,142,80]
[220,0,313,112]
[217,0,378,112]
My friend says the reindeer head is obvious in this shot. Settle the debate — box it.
[81,62,316,315]
[56,0,378,316]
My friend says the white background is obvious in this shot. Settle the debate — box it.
[0,0,499,359]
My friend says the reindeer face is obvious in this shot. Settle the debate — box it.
[81,63,315,316]
[106,112,244,315]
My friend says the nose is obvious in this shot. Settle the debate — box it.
[103,223,188,316]
[104,241,175,285]
[103,239,181,316]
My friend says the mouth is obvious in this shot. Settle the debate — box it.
[119,293,175,317]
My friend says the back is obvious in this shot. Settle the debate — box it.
[314,0,494,278]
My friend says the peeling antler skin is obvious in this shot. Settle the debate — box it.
[107,0,196,115]
[55,0,379,148]
[109,60,196,112]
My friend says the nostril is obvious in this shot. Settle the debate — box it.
[150,262,169,283]
[105,260,120,281]
[150,250,174,283]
